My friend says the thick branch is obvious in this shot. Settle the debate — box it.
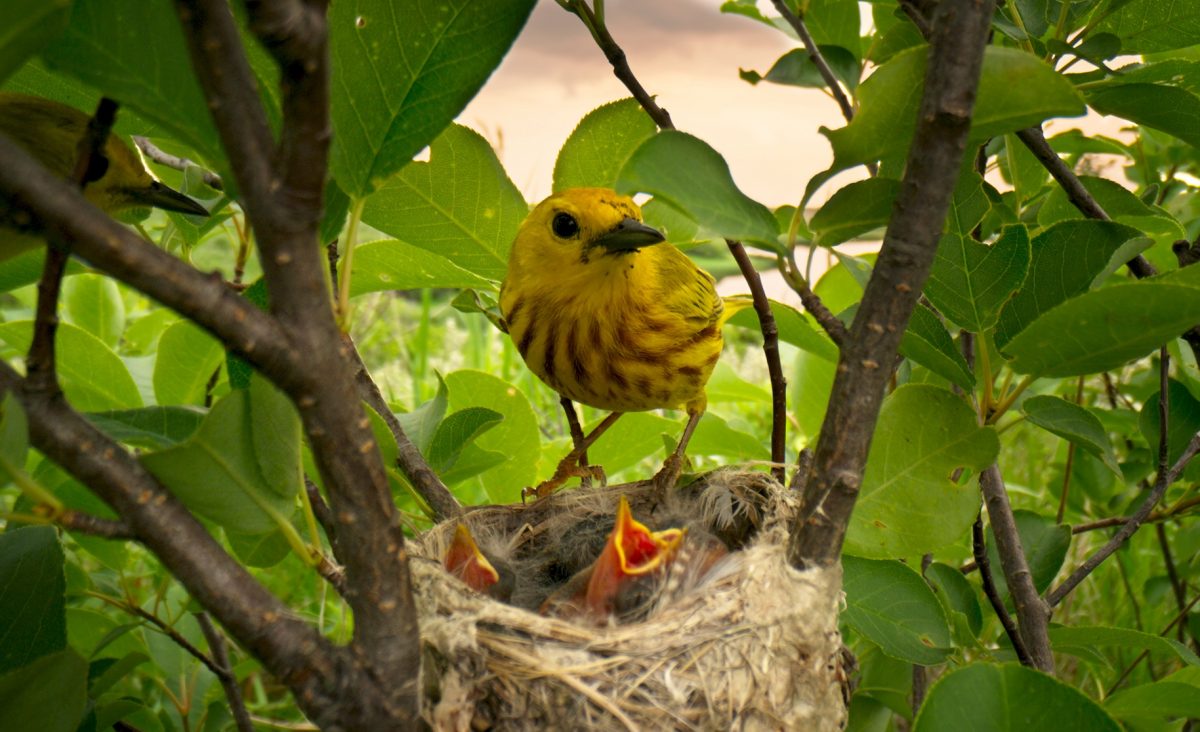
[980,465,1054,671]
[789,0,996,566]
[176,0,420,716]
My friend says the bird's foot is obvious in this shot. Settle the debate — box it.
[523,457,607,502]
[651,454,684,493]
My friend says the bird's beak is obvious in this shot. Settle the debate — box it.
[129,180,209,217]
[444,523,501,593]
[592,217,665,253]
[584,496,684,616]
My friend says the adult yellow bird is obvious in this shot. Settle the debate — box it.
[500,188,751,498]
[0,92,208,257]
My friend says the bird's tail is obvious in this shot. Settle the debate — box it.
[719,294,756,326]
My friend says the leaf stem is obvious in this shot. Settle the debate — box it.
[0,453,63,514]
[336,197,366,330]
[987,374,1035,425]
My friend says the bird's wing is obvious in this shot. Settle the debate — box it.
[655,245,723,330]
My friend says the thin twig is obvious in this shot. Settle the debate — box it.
[195,612,253,732]
[90,592,224,678]
[133,136,224,191]
[58,510,135,539]
[973,515,1031,664]
[768,0,855,122]
[781,251,848,347]
[1072,495,1200,533]
[790,0,997,566]
[1154,524,1190,645]
[1055,376,1086,523]
[1108,591,1200,694]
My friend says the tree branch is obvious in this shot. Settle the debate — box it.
[196,611,254,732]
[134,136,224,191]
[789,0,996,566]
[980,464,1054,671]
[58,510,135,539]
[781,251,848,347]
[769,0,855,123]
[972,514,1031,665]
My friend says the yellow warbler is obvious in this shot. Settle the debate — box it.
[500,188,751,497]
[0,92,208,258]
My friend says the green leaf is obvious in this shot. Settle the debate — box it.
[900,304,975,390]
[847,385,999,557]
[0,321,141,411]
[445,370,541,503]
[1086,83,1200,149]
[426,406,502,473]
[226,528,291,569]
[328,0,536,196]
[1037,174,1185,240]
[703,361,771,404]
[804,0,863,56]
[946,171,990,236]
[140,374,300,534]
[823,46,1084,171]
[914,663,1120,731]
[1138,379,1200,467]
[688,412,770,461]
[395,374,448,455]
[1003,281,1200,376]
[553,98,658,192]
[0,393,28,469]
[993,220,1150,349]
[793,348,837,440]
[616,131,781,251]
[1105,681,1200,722]
[0,649,88,732]
[728,299,839,363]
[925,561,983,637]
[1108,59,1200,93]
[86,407,205,449]
[809,178,900,247]
[248,375,301,499]
[925,226,1030,332]
[577,411,676,480]
[985,510,1070,603]
[842,555,953,665]
[742,46,861,91]
[349,239,493,296]
[1093,0,1200,53]
[153,320,224,406]
[41,0,225,169]
[0,526,66,674]
[0,0,70,84]
[1022,395,1121,476]
[1048,626,1200,667]
[360,124,527,280]
[61,274,125,349]
[88,651,148,698]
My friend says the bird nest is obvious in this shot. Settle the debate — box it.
[413,470,848,731]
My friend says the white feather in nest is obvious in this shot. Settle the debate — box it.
[414,470,849,731]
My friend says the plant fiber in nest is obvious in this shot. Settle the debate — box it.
[413,469,847,730]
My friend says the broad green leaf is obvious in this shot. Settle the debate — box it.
[360,124,527,280]
[728,299,840,363]
[553,98,658,192]
[855,642,914,717]
[641,197,701,246]
[61,274,125,349]
[576,411,676,481]
[814,254,872,313]
[426,406,502,473]
[0,393,28,469]
[1004,282,1200,376]
[29,466,126,571]
[349,239,492,296]
[1086,83,1200,149]
[0,527,65,674]
[1093,0,1200,53]
[1138,379,1200,467]
[616,131,781,251]
[847,385,999,557]
[226,528,291,569]
[395,374,448,455]
[140,374,300,534]
[86,407,205,450]
[914,663,1120,732]
[0,649,87,732]
[329,0,536,196]
[1108,59,1200,93]
[1049,626,1200,667]
[445,370,540,503]
[0,0,70,86]
[1,58,162,138]
[41,0,224,168]
[123,309,179,356]
[804,0,863,56]
[88,651,149,698]
[842,555,953,665]
[688,412,770,460]
[809,178,900,247]
[925,561,983,637]
[1000,134,1049,205]
[703,361,771,404]
[925,225,1030,332]
[1037,174,1185,240]
[985,510,1070,603]
[793,347,838,440]
[823,46,1084,171]
[248,374,301,499]
[946,171,990,236]
[900,304,975,390]
[993,220,1149,349]
[1105,681,1200,722]
[740,46,861,91]
[1022,395,1121,476]
[153,320,224,406]
[0,321,141,410]
[0,248,84,295]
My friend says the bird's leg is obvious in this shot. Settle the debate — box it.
[652,409,703,493]
[525,411,623,501]
[560,397,592,489]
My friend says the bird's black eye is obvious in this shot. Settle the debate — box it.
[82,154,110,185]
[551,212,579,239]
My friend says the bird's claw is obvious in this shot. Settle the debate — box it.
[651,454,684,493]
[522,459,607,502]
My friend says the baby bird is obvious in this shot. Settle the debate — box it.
[443,523,514,602]
[500,188,751,498]
[0,92,207,258]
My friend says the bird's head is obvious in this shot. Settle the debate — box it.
[507,188,665,277]
[444,523,514,601]
[584,495,684,618]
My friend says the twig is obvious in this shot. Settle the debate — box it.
[972,515,1031,664]
[133,136,224,191]
[1072,495,1200,533]
[769,0,855,122]
[195,612,253,732]
[90,591,224,677]
[781,251,848,347]
[1108,591,1200,694]
[1056,376,1086,523]
[980,465,1054,671]
[562,0,789,480]
[58,510,135,539]
[897,0,934,37]
[789,0,997,566]
[305,478,337,544]
[1155,524,1189,645]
